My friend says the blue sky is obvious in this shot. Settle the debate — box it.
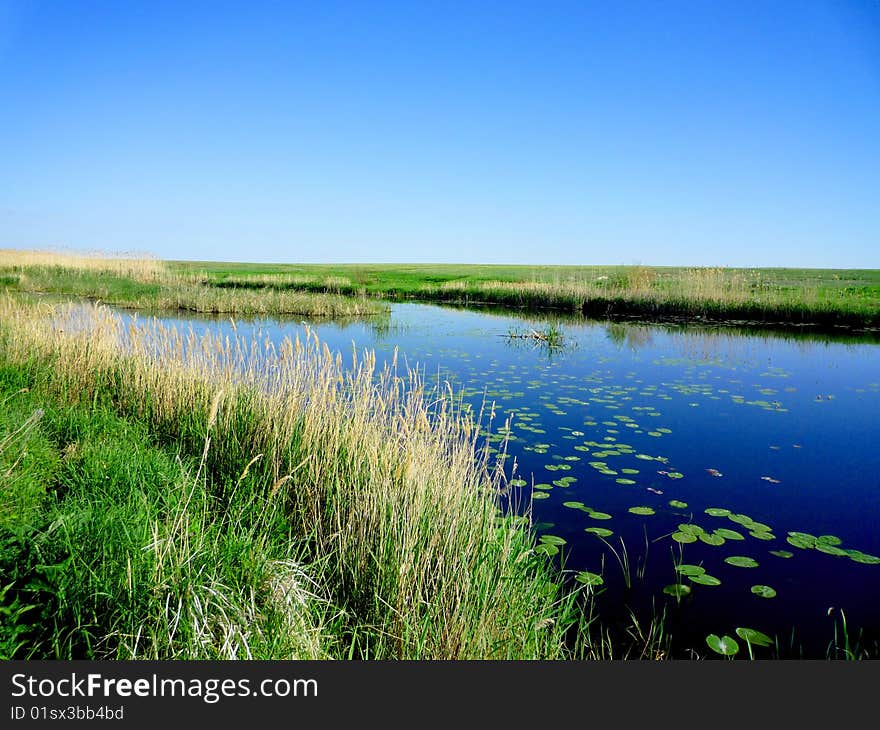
[1,1,878,266]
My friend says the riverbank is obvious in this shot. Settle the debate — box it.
[174,261,880,329]
[0,295,593,659]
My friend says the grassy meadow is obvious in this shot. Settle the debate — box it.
[172,260,880,328]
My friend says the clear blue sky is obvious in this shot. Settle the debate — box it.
[1,1,878,267]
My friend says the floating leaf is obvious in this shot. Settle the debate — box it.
[628,506,655,516]
[816,543,847,556]
[587,511,613,520]
[689,574,722,586]
[735,628,773,647]
[509,478,527,487]
[669,500,688,509]
[748,521,773,533]
[699,533,726,546]
[724,556,759,568]
[675,564,706,577]
[705,508,730,517]
[663,583,692,598]
[751,584,777,598]
[706,634,739,656]
[534,543,558,556]
[817,535,842,546]
[667,472,684,480]
[672,531,697,544]
[621,468,640,475]
[585,527,614,537]
[563,501,588,511]
[532,491,550,500]
[848,552,880,565]
[616,478,637,485]
[539,535,566,546]
[714,528,745,541]
[770,550,794,559]
[749,531,776,541]
[575,571,604,586]
[787,533,817,550]
[728,514,755,527]
[678,524,704,535]
[533,483,553,491]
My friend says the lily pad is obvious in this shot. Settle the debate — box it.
[672,531,697,544]
[534,543,558,556]
[628,506,655,516]
[562,501,588,510]
[689,574,722,586]
[724,556,759,568]
[705,508,731,517]
[509,478,527,487]
[816,543,847,556]
[787,533,817,550]
[735,627,773,647]
[539,535,567,546]
[585,527,614,537]
[706,634,739,656]
[587,511,613,520]
[751,584,777,598]
[621,468,640,475]
[575,571,604,586]
[532,491,550,500]
[532,483,553,491]
[713,528,745,541]
[699,533,726,546]
[678,524,704,535]
[663,583,692,598]
[817,535,842,546]
[848,552,880,565]
[674,564,706,577]
[668,500,688,509]
[666,472,684,480]
[728,513,755,527]
[770,550,794,559]
[749,531,776,541]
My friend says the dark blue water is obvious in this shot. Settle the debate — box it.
[130,302,880,657]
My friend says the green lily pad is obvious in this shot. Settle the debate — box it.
[724,556,759,568]
[668,500,688,509]
[817,535,842,546]
[728,513,755,527]
[509,478,527,487]
[562,501,588,510]
[532,491,550,500]
[532,483,553,491]
[705,508,731,517]
[678,523,704,535]
[585,527,614,537]
[748,521,773,533]
[699,533,726,546]
[621,468,640,475]
[667,472,684,479]
[770,550,794,559]
[587,511,613,520]
[534,543,558,556]
[674,564,706,577]
[735,627,773,647]
[751,584,777,598]
[787,533,817,550]
[539,535,567,546]
[672,531,697,544]
[714,528,745,541]
[848,552,880,565]
[749,531,776,541]
[816,543,847,556]
[628,506,656,516]
[689,574,722,586]
[663,583,692,598]
[616,478,637,485]
[575,571,604,586]
[706,634,739,656]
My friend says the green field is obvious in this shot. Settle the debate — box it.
[173,260,880,328]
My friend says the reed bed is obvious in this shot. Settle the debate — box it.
[0,295,584,659]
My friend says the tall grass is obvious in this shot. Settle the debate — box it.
[0,295,584,659]
[0,249,386,317]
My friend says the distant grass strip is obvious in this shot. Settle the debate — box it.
[0,249,387,317]
[0,296,587,659]
[175,261,880,328]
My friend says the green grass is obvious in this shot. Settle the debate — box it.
[0,296,597,660]
[171,261,880,328]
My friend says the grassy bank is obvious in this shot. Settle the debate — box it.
[0,250,387,318]
[0,295,596,659]
[174,261,880,328]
